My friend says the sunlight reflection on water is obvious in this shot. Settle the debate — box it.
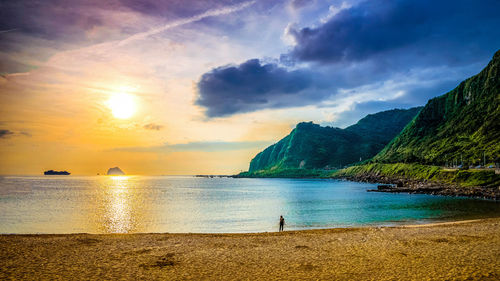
[106,176,132,233]
[0,176,498,234]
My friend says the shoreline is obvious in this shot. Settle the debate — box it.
[237,163,500,200]
[330,163,500,200]
[336,173,500,200]
[236,165,500,200]
[237,173,500,200]
[2,216,499,236]
[2,217,499,280]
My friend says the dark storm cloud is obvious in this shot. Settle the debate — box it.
[196,59,329,117]
[196,0,500,118]
[288,0,500,65]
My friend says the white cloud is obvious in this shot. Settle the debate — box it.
[282,23,298,46]
[321,2,352,23]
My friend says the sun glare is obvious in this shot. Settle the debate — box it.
[106,93,136,119]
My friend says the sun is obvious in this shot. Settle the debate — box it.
[106,93,137,119]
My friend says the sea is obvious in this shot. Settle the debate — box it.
[0,176,498,234]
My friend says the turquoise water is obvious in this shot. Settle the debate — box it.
[0,176,498,234]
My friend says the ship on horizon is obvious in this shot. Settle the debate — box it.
[44,170,71,175]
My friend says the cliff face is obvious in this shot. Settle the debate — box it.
[374,50,500,165]
[249,107,422,172]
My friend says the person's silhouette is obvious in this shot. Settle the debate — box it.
[279,215,285,232]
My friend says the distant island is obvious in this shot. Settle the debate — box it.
[44,170,70,175]
[107,167,125,175]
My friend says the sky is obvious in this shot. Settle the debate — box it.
[0,0,499,175]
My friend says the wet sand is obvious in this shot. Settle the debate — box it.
[1,218,499,280]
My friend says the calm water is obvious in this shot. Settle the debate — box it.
[0,176,498,234]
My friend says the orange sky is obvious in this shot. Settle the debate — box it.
[0,1,357,175]
[2,0,496,175]
[0,66,297,175]
[0,51,300,175]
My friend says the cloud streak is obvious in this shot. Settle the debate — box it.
[0,28,19,34]
[143,123,163,131]
[117,1,256,47]
[2,0,257,74]
[0,129,30,138]
[0,130,14,138]
[113,140,272,153]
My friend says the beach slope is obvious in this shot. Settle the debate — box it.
[1,218,499,280]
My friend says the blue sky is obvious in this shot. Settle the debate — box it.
[0,0,499,174]
[195,0,500,123]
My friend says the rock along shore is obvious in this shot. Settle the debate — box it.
[336,173,499,200]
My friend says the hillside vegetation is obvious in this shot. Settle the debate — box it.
[332,163,500,188]
[373,50,500,165]
[238,51,500,198]
[331,50,500,198]
[249,107,422,172]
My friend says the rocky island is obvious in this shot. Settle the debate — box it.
[107,167,125,176]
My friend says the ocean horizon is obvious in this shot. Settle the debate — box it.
[1,176,498,234]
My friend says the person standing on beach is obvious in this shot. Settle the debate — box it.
[279,215,285,232]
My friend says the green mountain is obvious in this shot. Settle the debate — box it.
[248,107,422,172]
[373,50,500,166]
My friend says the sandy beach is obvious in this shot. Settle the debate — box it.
[1,218,499,280]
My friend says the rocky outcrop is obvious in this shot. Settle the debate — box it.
[107,167,125,175]
[341,173,499,200]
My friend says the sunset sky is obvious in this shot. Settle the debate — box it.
[1,0,499,175]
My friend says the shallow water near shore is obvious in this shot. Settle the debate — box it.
[0,176,498,234]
